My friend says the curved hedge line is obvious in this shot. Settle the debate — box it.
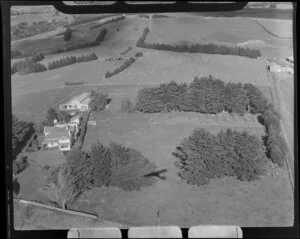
[105,57,136,78]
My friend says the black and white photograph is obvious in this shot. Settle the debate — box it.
[8,1,295,233]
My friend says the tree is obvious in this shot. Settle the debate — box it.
[57,110,70,123]
[89,142,112,187]
[46,108,58,125]
[121,98,135,113]
[89,92,108,112]
[244,83,269,114]
[64,28,72,41]
[40,164,81,209]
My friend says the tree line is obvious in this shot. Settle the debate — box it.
[173,128,268,185]
[66,15,117,28]
[48,53,98,70]
[42,142,157,209]
[89,15,126,30]
[136,27,262,58]
[135,76,288,168]
[11,53,46,75]
[105,57,136,78]
[135,76,251,114]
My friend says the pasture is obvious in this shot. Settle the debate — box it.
[78,111,293,227]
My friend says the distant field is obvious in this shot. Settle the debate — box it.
[10,13,74,26]
[105,50,269,86]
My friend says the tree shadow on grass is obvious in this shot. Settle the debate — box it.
[13,178,20,196]
[143,169,168,180]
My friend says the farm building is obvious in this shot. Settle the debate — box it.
[42,127,71,151]
[59,92,91,112]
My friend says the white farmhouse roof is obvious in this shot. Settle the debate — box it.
[65,92,91,105]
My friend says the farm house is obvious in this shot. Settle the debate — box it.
[41,127,71,151]
[59,92,91,112]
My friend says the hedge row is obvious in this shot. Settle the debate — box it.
[89,15,126,30]
[48,53,98,70]
[136,27,262,58]
[64,81,84,86]
[11,58,47,75]
[66,15,117,27]
[105,57,136,78]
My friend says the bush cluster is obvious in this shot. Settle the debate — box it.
[89,15,126,30]
[13,156,29,175]
[64,81,84,86]
[135,52,143,57]
[89,90,109,112]
[12,115,35,160]
[261,106,287,167]
[11,59,47,75]
[64,28,72,41]
[173,128,267,185]
[65,142,157,192]
[136,76,253,114]
[105,57,136,78]
[11,50,23,59]
[136,27,261,58]
[121,98,135,113]
[30,53,45,62]
[48,53,98,70]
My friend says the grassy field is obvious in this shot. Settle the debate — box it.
[11,11,294,228]
[77,111,293,227]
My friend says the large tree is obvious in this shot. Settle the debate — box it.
[46,107,58,125]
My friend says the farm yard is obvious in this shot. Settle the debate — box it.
[11,6,294,229]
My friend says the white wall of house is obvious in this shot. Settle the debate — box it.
[47,142,59,148]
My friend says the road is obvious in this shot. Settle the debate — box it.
[268,69,294,191]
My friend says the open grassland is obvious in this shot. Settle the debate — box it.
[14,200,125,230]
[78,111,293,227]
[103,50,269,86]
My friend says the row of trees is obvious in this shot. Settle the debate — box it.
[105,57,136,78]
[48,53,98,70]
[11,58,47,75]
[89,15,126,30]
[135,76,255,114]
[66,15,117,27]
[12,115,35,160]
[136,27,262,58]
[46,29,108,55]
[64,81,84,86]
[42,142,157,208]
[173,128,267,185]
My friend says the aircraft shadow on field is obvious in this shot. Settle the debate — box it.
[143,169,168,180]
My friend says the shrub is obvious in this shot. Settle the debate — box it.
[244,83,269,114]
[173,128,266,185]
[135,52,143,57]
[89,92,109,112]
[105,57,136,78]
[64,28,72,41]
[11,50,23,59]
[121,98,135,113]
[31,53,44,62]
[13,156,29,174]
